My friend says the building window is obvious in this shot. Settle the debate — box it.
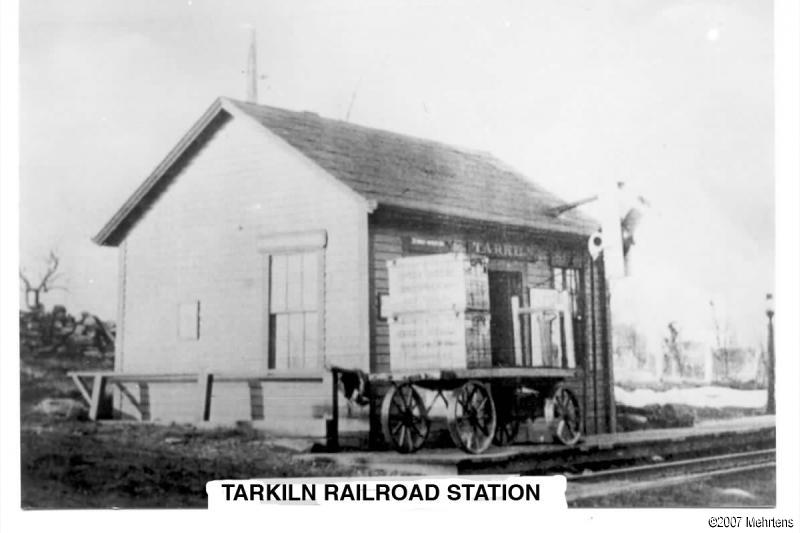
[552,266,585,365]
[268,251,321,369]
[553,267,582,320]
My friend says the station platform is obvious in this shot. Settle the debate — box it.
[296,415,776,476]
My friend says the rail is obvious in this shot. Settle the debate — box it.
[566,448,776,483]
[566,448,776,502]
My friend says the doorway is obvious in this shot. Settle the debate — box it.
[488,270,523,367]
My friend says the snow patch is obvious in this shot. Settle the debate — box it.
[615,385,766,409]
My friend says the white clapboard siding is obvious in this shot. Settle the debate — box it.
[118,115,369,425]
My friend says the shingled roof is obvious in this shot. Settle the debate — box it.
[95,97,595,245]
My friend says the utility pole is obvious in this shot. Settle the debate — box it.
[765,293,775,415]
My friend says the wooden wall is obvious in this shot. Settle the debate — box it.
[111,111,615,437]
[368,210,615,435]
[116,114,371,429]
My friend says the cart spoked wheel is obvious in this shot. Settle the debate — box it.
[447,381,497,454]
[493,418,520,446]
[380,383,430,453]
[546,384,582,446]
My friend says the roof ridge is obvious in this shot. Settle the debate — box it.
[96,96,596,246]
[225,97,494,161]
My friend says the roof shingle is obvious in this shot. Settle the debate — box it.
[228,99,595,236]
[95,97,596,245]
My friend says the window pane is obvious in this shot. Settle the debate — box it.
[549,314,562,367]
[567,268,581,318]
[273,314,289,369]
[304,312,319,368]
[302,252,318,311]
[286,254,303,311]
[271,255,288,312]
[288,313,305,368]
[553,268,564,291]
[565,269,575,311]
[530,314,545,366]
[268,251,323,370]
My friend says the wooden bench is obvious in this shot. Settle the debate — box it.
[67,371,325,423]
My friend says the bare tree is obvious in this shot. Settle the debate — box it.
[709,300,738,382]
[662,321,686,378]
[19,251,66,311]
[614,322,649,368]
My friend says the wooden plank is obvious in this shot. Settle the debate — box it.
[327,369,340,451]
[113,381,143,419]
[70,374,93,404]
[88,375,108,421]
[94,100,229,246]
[198,372,214,422]
[511,296,522,365]
[107,373,197,384]
[369,366,577,383]
[138,382,151,421]
[72,371,324,385]
[600,268,617,433]
[216,373,324,383]
[248,380,264,420]
[370,226,403,374]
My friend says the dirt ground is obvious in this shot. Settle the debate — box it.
[19,350,384,509]
[19,349,771,509]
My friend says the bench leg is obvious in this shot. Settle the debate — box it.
[198,372,214,422]
[89,376,108,421]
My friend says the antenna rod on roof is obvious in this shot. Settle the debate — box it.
[245,26,258,103]
[345,74,364,122]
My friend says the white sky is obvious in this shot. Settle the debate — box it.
[19,0,773,349]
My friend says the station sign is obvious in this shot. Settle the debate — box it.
[466,241,539,262]
[403,235,539,262]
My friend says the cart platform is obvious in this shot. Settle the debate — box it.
[329,365,582,455]
[367,367,576,383]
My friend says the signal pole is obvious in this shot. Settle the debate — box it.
[765,293,775,415]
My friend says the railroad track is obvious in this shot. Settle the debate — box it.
[565,448,776,502]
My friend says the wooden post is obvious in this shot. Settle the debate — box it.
[590,260,598,435]
[582,264,590,437]
[69,373,93,405]
[561,293,576,368]
[198,372,214,422]
[138,382,151,421]
[248,380,264,420]
[327,369,340,451]
[766,295,775,415]
[599,261,617,433]
[511,296,522,366]
[88,375,108,421]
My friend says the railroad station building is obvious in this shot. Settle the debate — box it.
[94,97,616,440]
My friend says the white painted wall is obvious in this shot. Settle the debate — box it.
[117,113,369,427]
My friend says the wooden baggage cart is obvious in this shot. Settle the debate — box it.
[330,366,582,455]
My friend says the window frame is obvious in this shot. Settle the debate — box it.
[259,230,326,372]
[551,264,586,366]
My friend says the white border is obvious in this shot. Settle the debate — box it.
[1,1,798,531]
[772,0,800,515]
[0,0,22,529]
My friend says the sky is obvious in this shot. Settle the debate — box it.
[19,0,773,351]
